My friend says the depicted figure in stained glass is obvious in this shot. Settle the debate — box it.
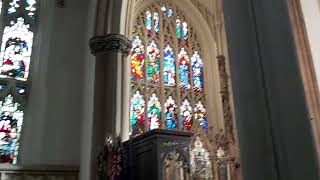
[161,4,173,17]
[148,93,161,130]
[146,10,152,30]
[147,40,160,83]
[0,18,33,81]
[130,36,145,81]
[163,44,175,86]
[165,96,177,129]
[194,101,208,132]
[179,48,191,89]
[180,99,193,130]
[176,18,182,39]
[0,95,23,164]
[153,12,159,32]
[182,22,188,40]
[130,3,208,135]
[130,91,145,135]
[191,51,204,92]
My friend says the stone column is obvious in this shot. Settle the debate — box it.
[89,33,131,179]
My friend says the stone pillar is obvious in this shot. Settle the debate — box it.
[89,33,131,179]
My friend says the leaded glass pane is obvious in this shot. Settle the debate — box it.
[194,101,208,132]
[147,93,161,130]
[129,2,208,135]
[163,44,175,86]
[191,51,204,92]
[130,91,145,136]
[0,18,33,81]
[0,95,23,164]
[180,99,192,130]
[178,48,190,89]
[165,96,177,129]
[147,40,160,83]
[131,36,145,81]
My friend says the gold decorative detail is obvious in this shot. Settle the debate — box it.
[162,141,178,147]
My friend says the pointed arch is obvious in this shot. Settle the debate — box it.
[121,0,225,140]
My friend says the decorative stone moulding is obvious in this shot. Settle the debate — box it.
[89,34,132,56]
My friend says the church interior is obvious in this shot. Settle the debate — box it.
[0,0,318,179]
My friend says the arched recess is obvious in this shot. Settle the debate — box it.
[121,0,224,141]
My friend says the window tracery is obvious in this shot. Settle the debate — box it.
[130,2,207,136]
[0,0,38,164]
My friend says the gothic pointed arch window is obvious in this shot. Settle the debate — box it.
[0,0,38,164]
[129,2,208,136]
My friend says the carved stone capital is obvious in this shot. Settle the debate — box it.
[89,34,132,56]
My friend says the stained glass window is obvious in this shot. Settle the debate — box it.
[0,0,38,164]
[130,91,145,136]
[178,48,191,89]
[176,18,182,39]
[182,22,188,40]
[129,2,207,136]
[180,99,192,130]
[191,51,204,92]
[194,101,208,132]
[148,93,161,130]
[163,44,175,86]
[165,96,177,129]
[131,36,145,81]
[147,40,160,83]
[0,95,23,164]
[154,12,159,32]
[146,10,152,31]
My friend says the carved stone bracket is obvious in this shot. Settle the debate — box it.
[217,55,235,143]
[89,34,132,56]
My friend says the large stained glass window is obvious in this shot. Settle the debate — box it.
[130,2,207,136]
[0,0,38,163]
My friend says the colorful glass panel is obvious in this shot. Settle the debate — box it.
[161,4,173,17]
[163,44,175,86]
[165,96,177,129]
[8,0,37,22]
[146,10,152,30]
[147,93,161,130]
[147,40,160,83]
[182,22,188,40]
[180,99,192,130]
[0,95,23,164]
[191,51,204,92]
[0,1,2,14]
[168,7,173,17]
[130,91,145,135]
[130,36,145,81]
[153,12,159,32]
[176,18,182,39]
[194,101,208,132]
[178,48,191,89]
[0,17,34,81]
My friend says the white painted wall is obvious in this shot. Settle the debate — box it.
[300,0,320,88]
[19,0,91,166]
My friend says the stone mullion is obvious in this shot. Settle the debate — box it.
[159,9,166,130]
[172,20,182,131]
[143,19,149,133]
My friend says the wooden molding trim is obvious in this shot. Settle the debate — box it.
[287,0,320,165]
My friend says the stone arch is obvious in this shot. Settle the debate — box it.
[121,0,225,140]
